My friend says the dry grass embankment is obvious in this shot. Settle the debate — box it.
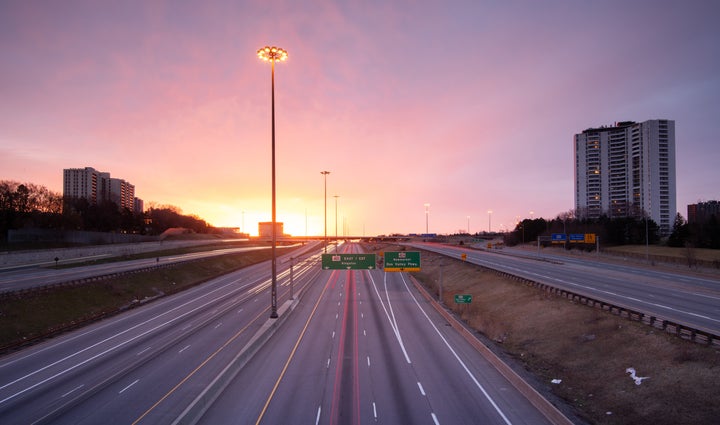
[604,245,720,271]
[408,248,720,425]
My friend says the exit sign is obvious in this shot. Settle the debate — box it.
[384,251,421,272]
[454,294,472,304]
[322,254,376,270]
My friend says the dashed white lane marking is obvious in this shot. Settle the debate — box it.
[119,379,139,394]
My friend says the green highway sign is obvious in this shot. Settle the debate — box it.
[322,253,376,270]
[384,251,421,272]
[454,294,472,304]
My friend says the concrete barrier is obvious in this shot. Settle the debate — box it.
[0,240,216,268]
[172,298,299,425]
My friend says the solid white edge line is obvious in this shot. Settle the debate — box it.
[399,273,513,425]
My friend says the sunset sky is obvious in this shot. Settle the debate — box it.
[2,1,719,237]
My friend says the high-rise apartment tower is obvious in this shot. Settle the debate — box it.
[574,119,676,235]
[63,167,136,212]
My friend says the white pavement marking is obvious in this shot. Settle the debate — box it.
[61,384,84,398]
[366,272,412,363]
[119,379,139,394]
[399,273,513,425]
[315,406,322,425]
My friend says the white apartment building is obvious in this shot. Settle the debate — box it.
[109,178,135,211]
[63,167,137,212]
[63,167,109,205]
[574,119,676,235]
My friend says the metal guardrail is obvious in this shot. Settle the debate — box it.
[412,244,720,347]
[461,258,720,348]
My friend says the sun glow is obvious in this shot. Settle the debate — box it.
[211,211,325,237]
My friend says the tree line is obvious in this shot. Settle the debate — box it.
[667,213,720,249]
[503,211,720,249]
[1,180,215,241]
[504,214,660,247]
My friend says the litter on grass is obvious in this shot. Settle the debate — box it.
[626,367,649,385]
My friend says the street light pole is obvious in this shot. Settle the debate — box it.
[334,195,340,243]
[488,210,492,233]
[257,45,287,319]
[424,203,430,234]
[321,171,330,253]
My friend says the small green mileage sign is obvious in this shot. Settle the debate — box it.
[454,294,473,304]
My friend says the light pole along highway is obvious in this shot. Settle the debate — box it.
[424,203,430,234]
[257,45,287,319]
[321,170,330,253]
[334,194,340,242]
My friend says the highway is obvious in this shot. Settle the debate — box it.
[0,244,320,424]
[409,242,720,336]
[0,245,281,293]
[0,242,563,424]
[203,244,555,424]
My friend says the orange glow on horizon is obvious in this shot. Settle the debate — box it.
[201,208,333,237]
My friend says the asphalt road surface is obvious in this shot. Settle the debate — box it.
[0,245,278,293]
[202,243,555,425]
[0,242,561,424]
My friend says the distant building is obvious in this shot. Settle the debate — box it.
[134,197,144,214]
[687,200,720,224]
[63,167,108,206]
[109,178,135,211]
[258,222,284,238]
[63,167,142,213]
[574,119,676,236]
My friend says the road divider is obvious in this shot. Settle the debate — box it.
[172,298,299,425]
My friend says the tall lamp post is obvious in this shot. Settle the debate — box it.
[257,45,287,319]
[334,195,340,243]
[321,171,330,253]
[424,203,430,234]
[488,210,493,233]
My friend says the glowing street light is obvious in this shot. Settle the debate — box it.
[257,45,288,319]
